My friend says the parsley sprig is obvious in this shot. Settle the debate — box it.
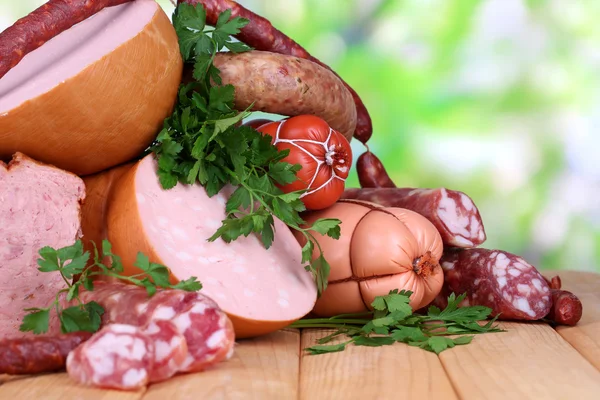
[19,240,202,335]
[150,4,341,295]
[290,290,504,354]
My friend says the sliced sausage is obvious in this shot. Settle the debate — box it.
[342,187,487,248]
[142,320,187,382]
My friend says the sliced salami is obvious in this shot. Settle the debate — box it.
[66,324,155,390]
[431,248,552,320]
[142,320,187,382]
[342,187,486,248]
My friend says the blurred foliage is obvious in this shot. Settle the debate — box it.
[2,0,598,271]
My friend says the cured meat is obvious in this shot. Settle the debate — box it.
[0,331,92,375]
[0,0,182,176]
[78,282,235,372]
[297,200,444,316]
[0,0,133,79]
[341,187,487,248]
[543,275,583,326]
[142,320,187,382]
[66,324,155,390]
[81,154,318,338]
[0,152,85,339]
[356,151,396,188]
[207,51,357,142]
[180,0,373,144]
[432,248,552,320]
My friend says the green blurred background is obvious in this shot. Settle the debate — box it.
[2,0,598,272]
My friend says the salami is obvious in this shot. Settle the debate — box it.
[431,248,552,320]
[356,151,396,188]
[543,275,583,326]
[142,320,187,382]
[66,324,155,390]
[179,0,373,144]
[0,0,133,79]
[341,188,487,248]
[0,331,92,375]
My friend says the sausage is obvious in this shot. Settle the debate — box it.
[543,275,583,326]
[142,320,188,382]
[66,324,155,390]
[341,187,487,248]
[0,0,133,80]
[0,152,85,339]
[432,248,552,320]
[180,0,373,144]
[356,151,396,188]
[0,332,92,375]
[197,50,357,142]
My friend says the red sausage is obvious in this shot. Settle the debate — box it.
[356,151,396,188]
[0,0,133,79]
[543,275,583,326]
[180,0,373,144]
[0,331,92,375]
[341,187,487,248]
[432,248,552,320]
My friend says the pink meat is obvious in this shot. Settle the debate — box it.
[0,152,85,339]
[432,248,552,320]
[342,187,486,248]
[142,320,187,382]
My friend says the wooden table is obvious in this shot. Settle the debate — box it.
[2,271,600,399]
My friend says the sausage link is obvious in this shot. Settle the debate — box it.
[543,275,583,326]
[356,151,396,188]
[0,0,133,80]
[0,332,92,375]
[180,0,373,144]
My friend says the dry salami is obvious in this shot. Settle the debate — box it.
[0,331,92,375]
[356,151,396,189]
[0,0,133,79]
[543,275,583,326]
[142,320,187,382]
[66,324,155,390]
[179,0,373,144]
[432,248,552,320]
[341,187,487,248]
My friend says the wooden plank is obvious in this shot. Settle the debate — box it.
[546,271,600,371]
[439,320,600,400]
[299,328,457,400]
[0,373,144,400]
[142,329,300,400]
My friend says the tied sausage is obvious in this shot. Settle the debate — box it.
[544,275,583,326]
[432,248,552,320]
[0,332,92,375]
[356,151,396,188]
[180,0,373,144]
[341,187,487,248]
[0,0,133,79]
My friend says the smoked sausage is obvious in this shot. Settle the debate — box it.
[543,275,583,326]
[179,0,373,144]
[356,151,396,188]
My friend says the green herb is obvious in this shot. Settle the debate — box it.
[290,290,504,355]
[19,240,202,335]
[150,4,341,295]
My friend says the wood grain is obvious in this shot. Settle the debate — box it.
[299,328,457,400]
[546,271,600,371]
[142,329,300,400]
[0,373,145,400]
[439,320,600,400]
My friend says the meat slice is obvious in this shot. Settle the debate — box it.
[142,320,187,382]
[81,154,318,338]
[0,152,85,339]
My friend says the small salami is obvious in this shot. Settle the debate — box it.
[66,324,155,390]
[356,151,396,189]
[142,320,188,382]
[341,187,487,248]
[0,331,92,375]
[432,248,552,320]
[543,275,583,326]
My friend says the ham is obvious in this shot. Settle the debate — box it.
[81,154,318,338]
[0,153,85,339]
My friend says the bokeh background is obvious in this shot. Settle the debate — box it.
[2,0,599,272]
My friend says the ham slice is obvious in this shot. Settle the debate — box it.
[81,154,317,338]
[0,153,85,339]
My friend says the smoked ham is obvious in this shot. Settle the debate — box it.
[297,200,444,316]
[0,153,85,339]
[0,0,182,176]
[81,154,318,338]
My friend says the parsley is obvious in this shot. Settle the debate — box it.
[19,240,202,335]
[290,290,504,355]
[150,4,341,296]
